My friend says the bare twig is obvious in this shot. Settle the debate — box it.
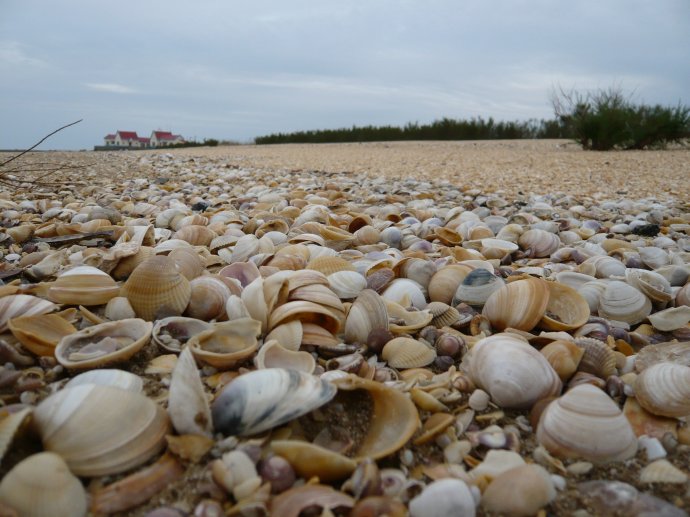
[0,119,83,168]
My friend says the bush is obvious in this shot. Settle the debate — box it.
[551,86,689,150]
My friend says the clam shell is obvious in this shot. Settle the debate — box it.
[536,383,637,463]
[639,459,688,484]
[409,478,476,517]
[8,313,77,357]
[152,316,213,352]
[382,278,427,309]
[172,224,216,246]
[577,279,609,313]
[386,300,433,333]
[65,369,143,392]
[540,340,585,382]
[0,294,58,333]
[634,362,690,418]
[647,306,690,332]
[453,268,505,307]
[467,333,562,408]
[382,337,436,369]
[482,277,550,332]
[625,268,673,304]
[307,256,355,275]
[481,464,556,516]
[185,275,232,321]
[47,266,120,306]
[55,318,152,370]
[33,384,170,476]
[598,281,652,325]
[328,270,367,300]
[540,281,591,331]
[269,300,342,334]
[428,265,472,304]
[573,337,617,379]
[168,347,212,437]
[211,368,337,436]
[255,340,316,373]
[639,246,669,269]
[104,296,136,321]
[518,228,561,257]
[122,255,192,321]
[344,289,389,344]
[188,318,261,369]
[0,452,87,517]
[168,247,206,280]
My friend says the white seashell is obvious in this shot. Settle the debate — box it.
[639,459,688,484]
[254,340,315,373]
[211,368,337,436]
[481,464,556,516]
[0,294,58,333]
[634,362,690,418]
[598,281,652,325]
[467,333,562,409]
[104,296,136,321]
[381,278,427,309]
[409,478,476,517]
[647,306,690,331]
[65,369,143,393]
[328,270,367,299]
[168,347,212,437]
[577,279,609,313]
[343,289,389,344]
[625,268,673,304]
[453,268,505,307]
[536,384,637,463]
[639,246,669,269]
[518,229,561,258]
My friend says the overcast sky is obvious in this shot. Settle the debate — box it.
[1,0,688,149]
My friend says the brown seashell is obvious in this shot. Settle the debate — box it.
[8,313,77,357]
[426,301,461,327]
[172,225,217,246]
[353,225,381,246]
[168,247,205,281]
[265,320,303,351]
[185,275,231,321]
[0,295,58,333]
[540,340,584,382]
[518,228,561,258]
[301,322,340,347]
[381,337,436,369]
[269,484,355,517]
[55,318,152,370]
[540,281,591,331]
[386,301,433,333]
[270,300,342,334]
[482,277,550,332]
[307,255,355,275]
[188,318,261,369]
[366,267,395,293]
[634,362,690,418]
[288,283,345,315]
[111,246,155,280]
[47,266,120,306]
[122,255,192,321]
[574,337,617,379]
[428,265,472,304]
[344,289,389,344]
[255,340,315,373]
[152,316,214,353]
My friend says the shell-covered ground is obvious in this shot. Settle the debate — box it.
[0,140,689,516]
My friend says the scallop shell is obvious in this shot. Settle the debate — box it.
[122,255,192,321]
[467,333,562,408]
[328,270,367,300]
[55,318,152,370]
[482,277,550,332]
[211,368,337,436]
[8,313,77,357]
[536,383,637,463]
[634,362,690,418]
[47,266,120,306]
[33,384,170,476]
[168,347,212,437]
[0,452,87,517]
[152,316,214,352]
[343,289,389,344]
[188,317,261,369]
[540,281,591,331]
[518,229,561,258]
[382,337,437,369]
[65,369,144,393]
[453,268,505,307]
[574,337,617,379]
[254,339,316,373]
[0,294,58,332]
[307,256,355,275]
[598,281,652,325]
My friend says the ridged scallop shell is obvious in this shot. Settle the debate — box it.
[168,247,206,281]
[0,452,87,517]
[54,318,152,370]
[634,362,690,418]
[0,294,58,333]
[111,246,156,280]
[381,278,427,309]
[540,340,585,381]
[122,255,192,321]
[327,270,367,300]
[343,289,389,344]
[211,368,337,436]
[8,313,77,357]
[598,281,652,325]
[574,337,617,379]
[423,301,459,327]
[536,383,638,463]
[428,265,472,304]
[47,266,120,306]
[307,256,355,275]
[33,384,170,476]
[188,317,261,369]
[168,347,212,437]
[518,229,561,257]
[152,316,213,352]
[65,369,143,392]
[382,337,436,369]
[540,281,591,331]
[467,333,562,408]
[482,277,550,332]
[453,268,505,307]
[254,339,315,373]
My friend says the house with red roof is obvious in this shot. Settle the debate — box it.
[102,130,184,148]
[150,130,185,147]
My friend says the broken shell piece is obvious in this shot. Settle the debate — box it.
[647,306,690,332]
[639,459,688,484]
[188,318,261,369]
[382,337,437,369]
[55,318,152,370]
[168,347,212,437]
[0,294,58,333]
[8,313,77,357]
[254,340,315,373]
[152,316,213,353]
[104,296,136,321]
[269,484,355,517]
[481,464,556,517]
[212,368,337,436]
[270,440,358,482]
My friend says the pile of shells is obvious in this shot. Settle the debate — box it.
[0,150,688,516]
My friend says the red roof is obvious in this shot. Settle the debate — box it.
[104,134,116,139]
[117,131,139,140]
[153,131,177,140]
[138,137,150,143]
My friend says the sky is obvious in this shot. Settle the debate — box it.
[1,0,688,150]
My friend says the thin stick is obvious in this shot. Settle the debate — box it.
[0,119,83,168]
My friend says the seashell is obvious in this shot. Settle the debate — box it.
[554,271,597,291]
[625,268,673,304]
[573,337,617,379]
[635,341,690,372]
[577,279,608,313]
[288,283,345,315]
[478,238,518,259]
[540,281,591,331]
[382,278,427,309]
[47,266,120,306]
[328,270,367,300]
[0,294,58,333]
[639,246,669,269]
[453,268,505,307]
[270,484,355,517]
[0,407,32,464]
[639,459,688,484]
[428,265,472,304]
[270,300,342,335]
[647,306,690,331]
[654,264,690,287]
[536,383,637,463]
[111,245,155,280]
[409,478,476,517]
[0,452,87,517]
[152,316,213,352]
[382,337,436,369]
[394,257,437,289]
[634,362,690,418]
[255,340,315,373]
[467,333,562,408]
[188,317,261,369]
[598,281,652,325]
[33,384,170,476]
[8,313,77,357]
[219,261,260,289]
[365,267,395,293]
[518,228,561,258]
[168,247,206,281]
[212,368,337,436]
[481,464,556,516]
[301,323,340,347]
[54,318,152,370]
[174,213,208,230]
[184,275,231,321]
[104,296,136,321]
[168,347,212,437]
[540,340,585,381]
[582,255,627,279]
[172,225,216,246]
[386,301,433,333]
[65,369,143,393]
[122,255,192,321]
[229,234,261,263]
[307,255,355,276]
[6,223,35,243]
[677,282,690,307]
[344,289,389,344]
[482,277,550,332]
[426,301,460,327]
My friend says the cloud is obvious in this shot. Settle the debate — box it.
[0,41,49,68]
[85,82,137,94]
